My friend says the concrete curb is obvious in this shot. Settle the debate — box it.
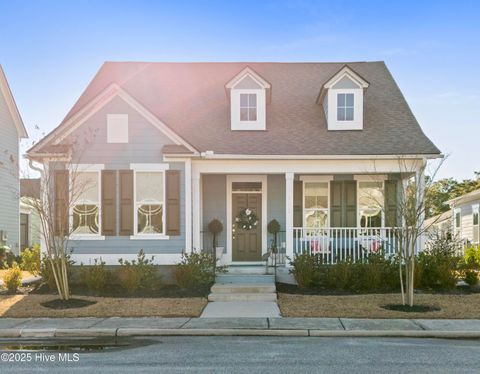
[1,328,480,339]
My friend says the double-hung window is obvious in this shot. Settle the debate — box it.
[337,93,354,121]
[358,181,384,228]
[473,204,479,243]
[134,171,165,236]
[304,182,329,228]
[240,93,257,121]
[72,171,100,236]
[454,208,461,238]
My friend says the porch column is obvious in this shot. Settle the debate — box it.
[285,172,294,264]
[416,159,426,253]
[184,159,192,253]
[192,171,201,253]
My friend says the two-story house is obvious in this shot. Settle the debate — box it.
[26,61,441,273]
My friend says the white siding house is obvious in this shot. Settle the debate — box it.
[0,65,28,254]
[446,189,480,245]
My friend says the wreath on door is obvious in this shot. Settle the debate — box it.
[235,208,259,230]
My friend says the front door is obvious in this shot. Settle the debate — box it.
[232,193,262,261]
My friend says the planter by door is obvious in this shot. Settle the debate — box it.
[232,193,262,261]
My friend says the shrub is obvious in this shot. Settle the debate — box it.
[117,250,161,294]
[175,252,226,289]
[289,253,321,289]
[464,245,480,267]
[416,239,459,290]
[2,262,22,293]
[464,270,479,286]
[1,246,21,269]
[80,259,111,293]
[40,253,75,291]
[20,244,41,275]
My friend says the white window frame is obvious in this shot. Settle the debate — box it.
[327,88,363,130]
[239,93,258,122]
[130,163,170,240]
[357,180,385,229]
[454,207,462,238]
[301,177,331,229]
[231,88,266,131]
[336,93,355,121]
[107,114,129,143]
[473,204,479,243]
[69,164,105,240]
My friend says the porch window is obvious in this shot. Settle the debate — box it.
[135,171,165,235]
[240,93,257,121]
[304,182,329,228]
[72,171,100,235]
[358,181,384,228]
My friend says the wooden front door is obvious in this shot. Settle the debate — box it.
[232,193,262,261]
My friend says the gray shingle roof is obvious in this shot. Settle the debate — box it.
[33,61,440,156]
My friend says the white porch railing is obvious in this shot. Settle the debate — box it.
[293,227,404,264]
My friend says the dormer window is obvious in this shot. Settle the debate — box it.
[318,66,369,131]
[240,93,257,121]
[337,93,354,121]
[225,67,271,131]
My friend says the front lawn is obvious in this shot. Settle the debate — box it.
[278,292,480,319]
[0,294,207,318]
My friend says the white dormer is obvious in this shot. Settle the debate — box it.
[225,67,271,131]
[319,66,369,131]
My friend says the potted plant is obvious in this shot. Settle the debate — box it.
[208,219,224,260]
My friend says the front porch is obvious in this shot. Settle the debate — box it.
[190,157,426,267]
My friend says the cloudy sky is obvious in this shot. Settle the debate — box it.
[1,0,478,180]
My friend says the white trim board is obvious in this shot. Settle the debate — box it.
[226,175,268,265]
[70,253,183,266]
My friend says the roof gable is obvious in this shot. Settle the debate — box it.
[0,65,27,138]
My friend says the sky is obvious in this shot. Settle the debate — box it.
[0,0,479,180]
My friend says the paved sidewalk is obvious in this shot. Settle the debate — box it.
[1,317,480,338]
[200,301,281,318]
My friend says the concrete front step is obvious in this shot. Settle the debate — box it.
[208,292,277,302]
[226,266,268,275]
[211,283,276,294]
[216,274,275,284]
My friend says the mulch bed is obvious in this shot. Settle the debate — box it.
[41,298,97,310]
[382,304,441,313]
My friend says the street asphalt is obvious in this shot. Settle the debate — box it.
[0,336,480,373]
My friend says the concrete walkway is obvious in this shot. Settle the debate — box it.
[200,301,281,318]
[1,317,480,338]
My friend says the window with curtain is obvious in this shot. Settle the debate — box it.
[358,181,384,228]
[304,182,329,228]
[135,171,164,234]
[72,171,100,235]
[473,205,479,243]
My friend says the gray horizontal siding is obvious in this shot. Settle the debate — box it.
[59,96,186,256]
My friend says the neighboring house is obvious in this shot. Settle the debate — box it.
[425,210,453,239]
[0,65,28,254]
[446,188,480,245]
[26,61,441,269]
[20,178,41,250]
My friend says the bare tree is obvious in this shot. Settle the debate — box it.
[25,129,97,300]
[393,156,445,307]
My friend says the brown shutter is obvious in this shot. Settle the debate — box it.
[385,180,398,227]
[54,170,69,236]
[102,170,116,236]
[119,170,134,236]
[293,180,303,228]
[166,170,181,236]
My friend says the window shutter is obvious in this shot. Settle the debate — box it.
[293,180,303,228]
[102,170,116,236]
[166,170,181,236]
[119,170,134,236]
[54,170,69,236]
[385,180,398,227]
